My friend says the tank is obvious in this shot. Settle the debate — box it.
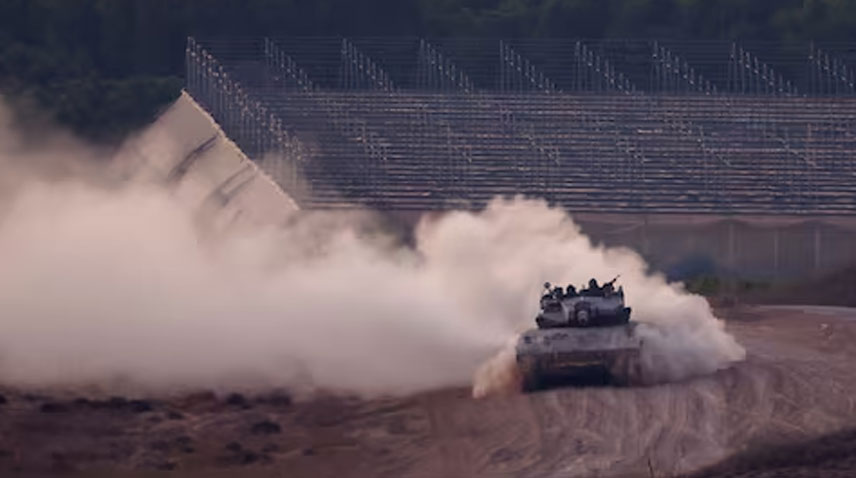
[516,279,644,392]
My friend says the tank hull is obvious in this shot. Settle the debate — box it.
[516,323,643,391]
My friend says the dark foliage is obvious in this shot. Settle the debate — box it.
[2,1,856,140]
[743,266,856,307]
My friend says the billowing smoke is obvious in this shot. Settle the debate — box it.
[0,101,745,398]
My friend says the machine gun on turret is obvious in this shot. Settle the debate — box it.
[603,275,622,296]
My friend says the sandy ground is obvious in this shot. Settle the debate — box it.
[2,305,856,477]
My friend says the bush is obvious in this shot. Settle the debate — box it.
[686,276,722,296]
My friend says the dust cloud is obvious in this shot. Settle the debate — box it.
[0,101,744,398]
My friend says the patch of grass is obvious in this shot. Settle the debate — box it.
[685,276,723,296]
[684,276,773,298]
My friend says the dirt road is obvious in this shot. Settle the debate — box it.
[3,306,856,477]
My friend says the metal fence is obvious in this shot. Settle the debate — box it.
[186,37,856,215]
[199,37,856,96]
[186,37,309,204]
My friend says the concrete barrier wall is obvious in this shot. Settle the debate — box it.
[119,91,299,233]
[383,209,856,281]
[574,214,856,281]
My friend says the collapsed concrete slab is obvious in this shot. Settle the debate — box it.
[120,91,299,234]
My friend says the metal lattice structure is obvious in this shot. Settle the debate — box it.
[186,37,856,214]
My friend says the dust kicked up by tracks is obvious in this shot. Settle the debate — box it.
[2,306,856,477]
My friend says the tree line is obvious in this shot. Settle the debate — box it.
[2,0,855,141]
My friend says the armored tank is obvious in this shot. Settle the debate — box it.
[516,278,644,392]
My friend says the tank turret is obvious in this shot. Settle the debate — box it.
[535,277,631,329]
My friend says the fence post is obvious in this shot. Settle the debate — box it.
[814,225,822,273]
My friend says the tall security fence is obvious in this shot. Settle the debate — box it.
[185,37,856,215]
[186,38,309,203]
[197,38,856,96]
